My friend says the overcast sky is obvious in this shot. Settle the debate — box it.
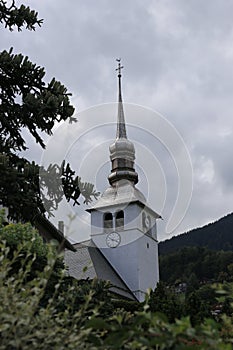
[2,0,233,242]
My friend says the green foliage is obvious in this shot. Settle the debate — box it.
[0,240,81,350]
[0,154,99,221]
[0,4,99,222]
[0,0,43,31]
[227,263,233,280]
[0,4,232,347]
[196,284,217,305]
[0,219,64,281]
[216,283,233,318]
[0,48,74,152]
[185,291,212,326]
[159,212,233,254]
[185,272,199,295]
[0,234,232,349]
[0,222,45,255]
[112,298,141,313]
[160,246,233,284]
[52,277,114,317]
[61,161,99,207]
[148,282,183,322]
[0,211,46,257]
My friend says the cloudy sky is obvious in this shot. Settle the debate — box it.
[2,0,233,242]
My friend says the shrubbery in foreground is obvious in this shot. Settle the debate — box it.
[0,222,232,349]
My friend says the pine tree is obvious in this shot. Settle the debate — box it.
[0,1,99,222]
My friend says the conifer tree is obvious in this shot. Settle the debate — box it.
[0,1,98,222]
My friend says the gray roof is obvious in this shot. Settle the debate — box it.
[32,213,76,252]
[87,180,161,218]
[64,240,96,279]
[64,239,136,300]
[87,180,146,211]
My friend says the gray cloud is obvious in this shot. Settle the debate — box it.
[2,0,233,240]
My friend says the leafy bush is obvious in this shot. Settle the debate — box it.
[0,239,92,349]
[148,282,183,322]
[0,212,64,280]
[0,226,232,349]
[0,218,232,349]
[0,221,46,256]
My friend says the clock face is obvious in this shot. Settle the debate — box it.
[143,213,151,230]
[106,232,121,248]
[145,216,150,228]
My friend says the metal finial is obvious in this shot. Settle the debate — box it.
[116,58,124,76]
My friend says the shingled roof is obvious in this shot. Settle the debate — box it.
[65,239,137,300]
[32,213,76,252]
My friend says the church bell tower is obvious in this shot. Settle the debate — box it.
[87,60,160,302]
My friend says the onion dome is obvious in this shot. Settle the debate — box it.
[108,59,138,186]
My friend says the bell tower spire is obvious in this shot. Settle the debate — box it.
[116,58,127,139]
[108,59,138,186]
[86,60,160,302]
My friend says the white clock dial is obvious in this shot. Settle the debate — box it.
[106,232,121,248]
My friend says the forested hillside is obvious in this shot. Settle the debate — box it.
[159,246,233,284]
[159,212,233,255]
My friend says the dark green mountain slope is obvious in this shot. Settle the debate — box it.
[159,246,233,284]
[159,212,233,255]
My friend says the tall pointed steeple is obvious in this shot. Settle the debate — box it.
[85,60,160,303]
[116,59,127,139]
[108,59,138,186]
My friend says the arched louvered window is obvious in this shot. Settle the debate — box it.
[104,212,113,232]
[116,210,124,230]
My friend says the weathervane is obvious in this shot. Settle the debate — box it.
[116,58,124,76]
